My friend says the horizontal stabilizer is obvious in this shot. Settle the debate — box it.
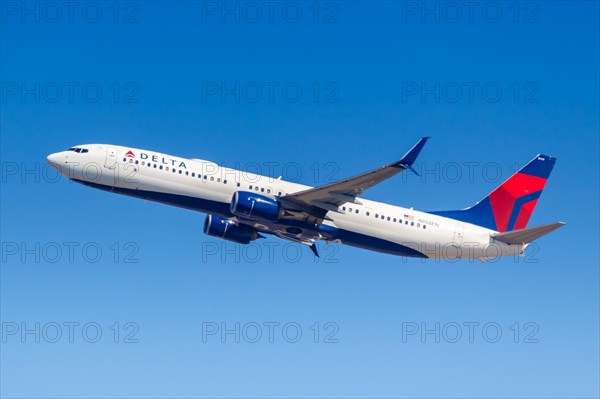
[491,222,565,245]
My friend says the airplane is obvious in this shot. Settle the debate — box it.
[46,138,565,260]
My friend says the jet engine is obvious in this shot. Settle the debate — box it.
[230,191,282,221]
[203,214,262,244]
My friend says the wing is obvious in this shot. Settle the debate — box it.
[278,137,429,217]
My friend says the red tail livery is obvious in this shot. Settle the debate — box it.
[432,154,556,232]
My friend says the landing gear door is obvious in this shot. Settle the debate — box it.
[105,146,118,169]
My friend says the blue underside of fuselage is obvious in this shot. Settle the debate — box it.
[73,179,427,258]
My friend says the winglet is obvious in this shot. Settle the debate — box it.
[395,137,430,167]
[402,164,421,176]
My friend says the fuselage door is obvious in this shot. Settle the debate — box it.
[105,146,118,169]
[453,225,464,246]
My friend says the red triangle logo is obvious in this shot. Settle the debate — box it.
[125,150,135,158]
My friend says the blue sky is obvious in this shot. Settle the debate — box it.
[1,1,599,398]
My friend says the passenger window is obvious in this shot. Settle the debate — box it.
[375,214,378,218]
[411,222,414,226]
[179,170,183,174]
[136,160,139,165]
[153,164,157,168]
[217,178,221,182]
[349,208,352,212]
[249,185,253,190]
[423,225,426,229]
[261,188,264,192]
[387,216,390,221]
[160,165,163,170]
[224,180,227,184]
[185,171,189,175]
[237,182,240,187]
[267,189,271,194]
[210,177,214,181]
[355,209,359,214]
[255,186,259,191]
[417,223,420,228]
[405,221,408,225]
[192,172,195,177]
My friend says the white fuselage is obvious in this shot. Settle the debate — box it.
[47,144,524,260]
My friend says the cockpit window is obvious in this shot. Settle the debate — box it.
[67,147,89,153]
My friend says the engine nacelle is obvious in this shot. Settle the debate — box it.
[230,191,282,221]
[203,214,260,244]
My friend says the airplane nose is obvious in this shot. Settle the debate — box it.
[46,152,65,173]
[46,153,60,166]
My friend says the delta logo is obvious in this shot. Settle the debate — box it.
[140,152,187,169]
[123,149,187,169]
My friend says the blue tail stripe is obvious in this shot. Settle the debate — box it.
[521,154,556,179]
[506,191,542,231]
[429,197,497,231]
